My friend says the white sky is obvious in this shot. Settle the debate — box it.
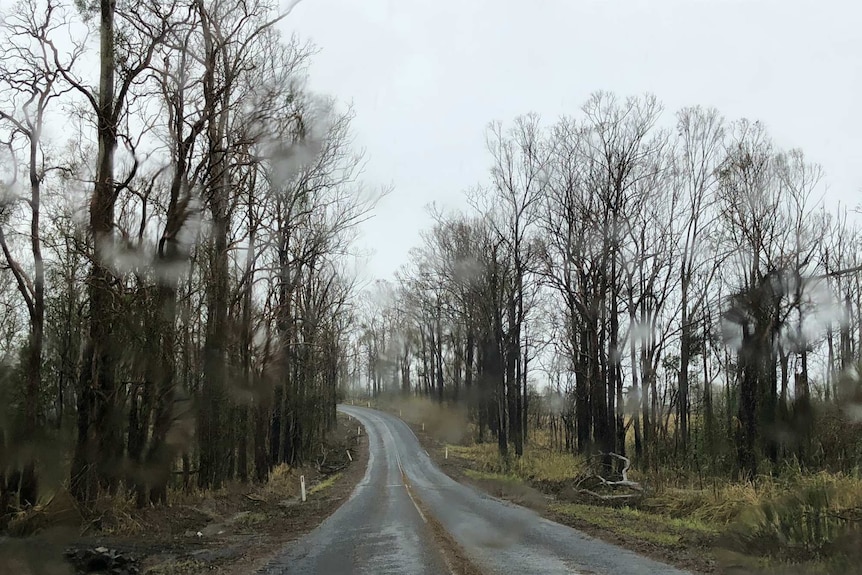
[284,0,862,281]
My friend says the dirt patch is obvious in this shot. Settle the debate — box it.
[0,413,369,575]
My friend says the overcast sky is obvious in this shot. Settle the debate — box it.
[283,0,862,281]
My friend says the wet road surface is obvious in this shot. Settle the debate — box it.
[260,405,691,575]
[258,406,449,575]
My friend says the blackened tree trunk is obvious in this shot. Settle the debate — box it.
[71,0,120,502]
[506,300,522,456]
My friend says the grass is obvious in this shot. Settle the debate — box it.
[550,501,719,547]
[233,511,267,527]
[463,469,523,485]
[449,441,588,484]
[262,463,301,498]
[372,395,862,572]
[308,472,342,496]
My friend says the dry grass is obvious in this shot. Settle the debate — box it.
[262,463,301,499]
[373,395,862,571]
[448,442,589,484]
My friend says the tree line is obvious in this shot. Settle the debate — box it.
[0,0,376,519]
[359,93,862,481]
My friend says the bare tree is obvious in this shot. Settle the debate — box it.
[0,0,83,507]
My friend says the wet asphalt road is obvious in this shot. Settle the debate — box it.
[260,405,692,575]
[258,406,449,575]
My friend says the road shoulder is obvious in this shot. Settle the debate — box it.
[395,416,715,575]
[53,413,369,575]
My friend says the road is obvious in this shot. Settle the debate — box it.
[259,406,692,575]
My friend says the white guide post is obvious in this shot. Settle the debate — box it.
[300,475,306,502]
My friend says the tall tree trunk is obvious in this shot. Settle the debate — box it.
[589,309,610,456]
[575,320,591,454]
[522,340,529,444]
[435,315,445,403]
[678,304,691,456]
[506,299,522,456]
[198,5,231,488]
[71,0,120,502]
[703,342,715,475]
[19,117,46,506]
[610,281,623,457]
[629,311,642,461]
[145,282,179,504]
[737,323,759,480]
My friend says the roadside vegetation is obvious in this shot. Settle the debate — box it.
[352,91,862,573]
[372,395,862,574]
[1,0,861,573]
[0,0,379,549]
[1,414,366,574]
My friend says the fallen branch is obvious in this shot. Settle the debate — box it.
[579,489,641,501]
[596,453,643,492]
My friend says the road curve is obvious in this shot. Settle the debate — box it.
[257,407,450,574]
[260,405,692,575]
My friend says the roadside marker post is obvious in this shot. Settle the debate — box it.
[445,446,448,459]
[367,401,370,408]
[300,475,306,502]
[422,422,425,431]
[358,426,361,435]
[399,409,402,417]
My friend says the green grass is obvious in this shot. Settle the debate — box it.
[308,473,342,496]
[551,502,719,547]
